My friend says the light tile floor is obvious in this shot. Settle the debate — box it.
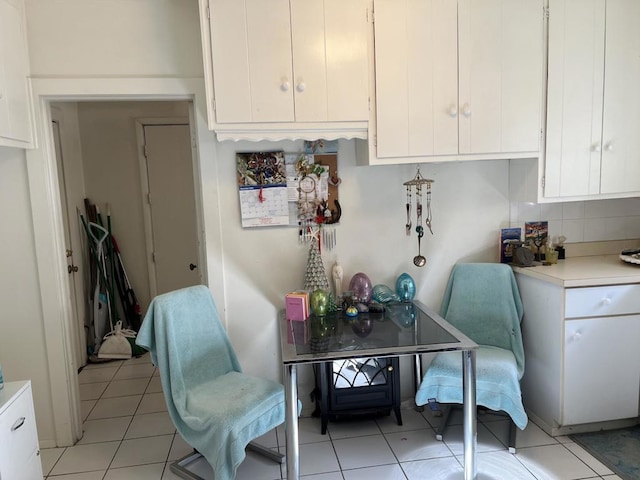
[40,354,623,479]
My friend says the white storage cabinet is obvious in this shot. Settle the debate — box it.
[369,0,543,163]
[0,0,33,148]
[544,0,640,199]
[515,274,640,435]
[199,0,370,140]
[0,381,44,480]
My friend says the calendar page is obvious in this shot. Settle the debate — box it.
[236,151,290,228]
[238,185,289,227]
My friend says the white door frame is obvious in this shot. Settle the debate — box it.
[25,77,224,447]
[134,116,205,298]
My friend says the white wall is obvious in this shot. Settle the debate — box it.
[0,146,55,441]
[26,0,203,78]
[215,139,511,400]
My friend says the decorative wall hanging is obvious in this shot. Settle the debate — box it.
[236,151,289,227]
[403,167,434,267]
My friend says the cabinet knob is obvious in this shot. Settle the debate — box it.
[591,143,601,153]
[601,297,612,305]
[604,142,614,152]
[448,104,458,117]
[296,81,306,93]
[569,331,582,343]
[462,103,471,117]
[280,80,290,92]
[387,365,394,372]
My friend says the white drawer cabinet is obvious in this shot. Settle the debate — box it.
[0,381,43,480]
[515,271,640,435]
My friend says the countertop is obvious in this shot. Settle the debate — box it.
[512,254,640,287]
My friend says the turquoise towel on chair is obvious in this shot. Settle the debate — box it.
[415,263,528,430]
[136,285,286,480]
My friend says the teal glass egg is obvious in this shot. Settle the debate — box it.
[395,273,416,302]
[372,284,401,303]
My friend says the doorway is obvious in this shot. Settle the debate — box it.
[26,77,219,448]
[52,102,205,367]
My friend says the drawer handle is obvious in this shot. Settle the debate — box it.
[11,416,26,432]
[602,298,612,305]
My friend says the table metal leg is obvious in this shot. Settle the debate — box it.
[285,364,299,480]
[462,350,477,480]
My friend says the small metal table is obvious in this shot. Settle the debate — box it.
[279,300,479,480]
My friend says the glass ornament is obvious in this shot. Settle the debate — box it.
[348,272,373,303]
[351,316,374,337]
[395,273,416,302]
[345,305,359,317]
[372,284,401,303]
[310,289,329,316]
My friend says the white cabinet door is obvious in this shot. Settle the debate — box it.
[209,0,294,123]
[0,0,32,146]
[374,0,458,159]
[563,315,640,425]
[544,0,640,198]
[322,0,369,123]
[545,0,606,197]
[600,0,640,194]
[458,0,542,155]
[373,0,542,161]
[291,0,369,123]
[208,0,368,126]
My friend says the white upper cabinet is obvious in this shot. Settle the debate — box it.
[200,0,370,141]
[544,0,640,199]
[0,0,33,148]
[369,0,543,164]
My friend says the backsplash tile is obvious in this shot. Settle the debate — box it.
[561,201,585,220]
[510,198,640,244]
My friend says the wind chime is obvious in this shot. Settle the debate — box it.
[403,167,434,267]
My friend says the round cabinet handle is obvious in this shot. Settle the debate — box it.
[448,104,458,117]
[605,142,614,152]
[591,143,601,153]
[387,366,394,372]
[296,81,306,93]
[280,79,290,92]
[602,297,612,305]
[462,103,471,117]
[189,263,198,271]
[569,331,582,343]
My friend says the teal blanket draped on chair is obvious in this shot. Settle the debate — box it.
[136,285,286,480]
[415,263,528,430]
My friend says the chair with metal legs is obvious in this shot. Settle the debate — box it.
[415,263,527,453]
[136,285,286,480]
